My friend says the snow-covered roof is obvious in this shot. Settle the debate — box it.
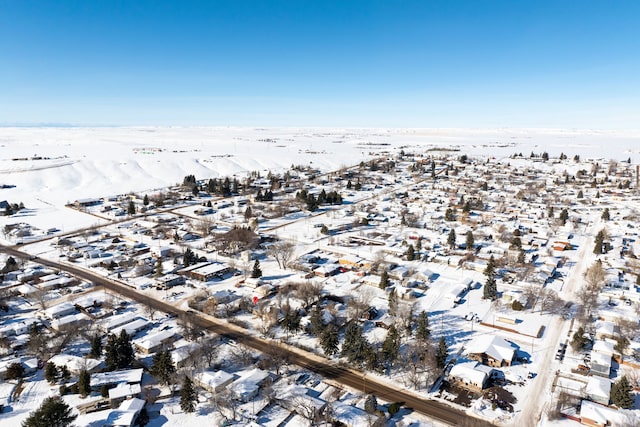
[92,368,144,387]
[586,376,612,399]
[449,361,489,388]
[195,370,235,392]
[48,354,101,374]
[332,402,375,427]
[466,335,515,364]
[579,400,619,425]
[593,339,615,356]
[109,383,142,400]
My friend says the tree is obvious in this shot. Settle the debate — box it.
[379,270,390,289]
[559,208,569,225]
[570,327,588,351]
[251,259,262,278]
[154,258,163,277]
[611,375,634,409]
[465,231,474,251]
[447,228,456,249]
[267,241,295,270]
[180,375,197,413]
[150,350,176,386]
[22,395,77,427]
[5,362,25,380]
[127,200,136,215]
[406,244,415,261]
[388,288,398,316]
[309,304,324,336]
[436,336,448,369]
[320,323,339,356]
[89,334,102,358]
[577,190,584,199]
[143,194,149,205]
[364,394,378,413]
[341,321,374,367]
[594,229,605,254]
[601,208,611,221]
[45,362,58,384]
[105,331,135,371]
[415,310,430,343]
[381,325,401,367]
[483,256,498,300]
[78,369,91,397]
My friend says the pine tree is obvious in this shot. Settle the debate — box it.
[180,376,197,413]
[415,310,430,342]
[117,330,134,368]
[594,229,605,255]
[447,228,456,249]
[127,200,136,215]
[78,369,91,397]
[601,208,611,221]
[151,350,176,386]
[436,336,448,369]
[517,249,526,264]
[21,395,77,427]
[379,270,390,289]
[251,260,262,278]
[104,334,119,371]
[406,244,415,261]
[381,325,401,366]
[611,375,634,409]
[559,208,569,225]
[59,365,70,382]
[388,288,398,316]
[465,231,474,251]
[483,255,498,300]
[45,362,58,384]
[577,190,584,198]
[364,394,378,413]
[89,334,102,358]
[309,304,324,336]
[143,194,149,205]
[320,323,339,356]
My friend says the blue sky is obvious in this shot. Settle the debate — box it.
[1,0,639,128]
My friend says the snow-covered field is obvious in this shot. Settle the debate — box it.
[0,126,637,233]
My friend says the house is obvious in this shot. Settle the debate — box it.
[179,262,231,282]
[104,397,146,427]
[448,361,492,391]
[47,354,102,375]
[332,402,378,427]
[313,264,340,277]
[134,329,177,354]
[108,383,142,406]
[585,376,611,406]
[43,301,77,319]
[91,368,144,390]
[589,351,612,378]
[579,400,620,427]
[229,368,271,402]
[51,312,90,331]
[194,370,235,393]
[154,274,185,290]
[467,335,516,367]
[274,384,326,419]
[595,322,620,340]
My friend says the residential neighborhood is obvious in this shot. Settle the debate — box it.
[2,142,640,427]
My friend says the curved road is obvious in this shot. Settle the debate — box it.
[1,244,493,427]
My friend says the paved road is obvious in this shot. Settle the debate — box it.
[1,244,492,427]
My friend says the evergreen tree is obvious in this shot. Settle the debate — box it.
[89,334,102,358]
[78,369,91,397]
[127,200,136,215]
[104,334,119,371]
[151,350,176,386]
[143,194,149,205]
[281,307,301,335]
[577,190,584,198]
[388,288,398,316]
[447,228,456,249]
[611,375,634,409]
[465,231,474,251]
[45,362,58,384]
[21,395,77,427]
[517,249,526,264]
[309,304,324,336]
[251,259,262,278]
[483,256,498,300]
[436,336,448,369]
[594,229,605,255]
[364,394,378,413]
[381,325,401,366]
[341,321,374,367]
[406,244,415,261]
[559,208,569,225]
[601,208,611,221]
[180,376,197,413]
[379,270,390,289]
[481,181,488,191]
[415,310,430,342]
[6,362,25,380]
[59,365,70,382]
[154,258,163,277]
[320,323,339,356]
[117,330,134,368]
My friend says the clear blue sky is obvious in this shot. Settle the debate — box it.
[1,0,639,128]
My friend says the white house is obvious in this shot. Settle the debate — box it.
[194,370,235,393]
[448,361,492,390]
[229,368,270,402]
[104,397,146,427]
[585,376,611,406]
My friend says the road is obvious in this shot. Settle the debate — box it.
[512,216,600,427]
[1,244,492,427]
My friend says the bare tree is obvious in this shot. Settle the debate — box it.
[267,241,296,269]
[294,281,323,309]
[178,314,203,342]
[347,288,373,321]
